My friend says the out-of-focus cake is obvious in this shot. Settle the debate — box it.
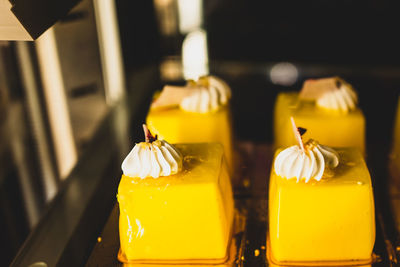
[269,118,375,264]
[274,77,365,154]
[146,75,234,169]
[117,126,234,263]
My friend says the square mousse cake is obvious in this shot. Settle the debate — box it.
[269,147,375,264]
[274,92,365,154]
[147,75,234,170]
[118,143,234,262]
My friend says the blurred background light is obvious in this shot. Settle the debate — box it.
[182,29,209,80]
[35,29,77,179]
[153,0,178,36]
[177,0,203,34]
[93,0,125,105]
[270,62,298,86]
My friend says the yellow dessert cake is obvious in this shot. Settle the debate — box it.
[146,75,234,169]
[269,119,375,264]
[274,77,365,154]
[117,126,234,263]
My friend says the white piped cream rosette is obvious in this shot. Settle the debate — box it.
[122,125,182,179]
[150,75,231,113]
[299,77,358,113]
[274,118,339,183]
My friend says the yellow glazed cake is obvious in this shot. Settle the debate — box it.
[274,77,365,154]
[268,119,375,264]
[146,75,234,169]
[117,126,234,263]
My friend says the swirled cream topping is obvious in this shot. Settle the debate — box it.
[300,77,358,113]
[179,75,231,113]
[274,139,339,183]
[122,126,183,179]
[316,81,358,112]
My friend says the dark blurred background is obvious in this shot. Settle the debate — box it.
[118,0,400,67]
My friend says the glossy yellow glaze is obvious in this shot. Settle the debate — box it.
[269,148,375,263]
[274,92,365,154]
[118,143,234,262]
[146,105,233,169]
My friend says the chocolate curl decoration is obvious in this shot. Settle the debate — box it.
[290,117,306,152]
[298,127,307,136]
[142,124,157,143]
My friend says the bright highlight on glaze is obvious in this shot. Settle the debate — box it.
[121,125,182,178]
